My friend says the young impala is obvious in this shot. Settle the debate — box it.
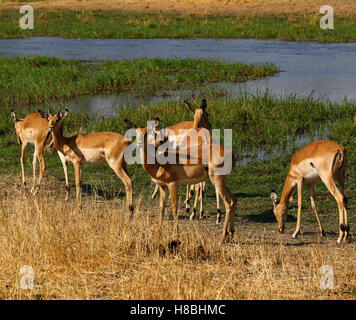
[11,110,69,198]
[40,109,134,213]
[124,118,236,244]
[270,140,349,244]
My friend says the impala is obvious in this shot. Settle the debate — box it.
[124,119,236,244]
[40,109,133,213]
[11,110,69,198]
[151,99,222,223]
[270,140,349,244]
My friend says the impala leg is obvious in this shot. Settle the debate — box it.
[201,181,206,197]
[159,185,169,224]
[32,144,45,196]
[216,188,221,225]
[199,182,205,219]
[190,184,199,220]
[308,184,326,237]
[184,185,193,213]
[168,182,179,237]
[31,150,37,194]
[343,207,350,242]
[292,179,303,239]
[58,151,69,201]
[151,184,159,199]
[73,162,82,206]
[20,142,28,188]
[335,171,350,242]
[320,173,347,244]
[110,163,133,216]
[210,175,236,244]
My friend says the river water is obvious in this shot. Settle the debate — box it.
[1,37,356,106]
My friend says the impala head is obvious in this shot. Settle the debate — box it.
[125,118,163,148]
[185,98,212,131]
[40,109,69,132]
[124,119,146,147]
[10,110,23,144]
[270,191,287,233]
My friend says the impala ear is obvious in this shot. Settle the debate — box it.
[124,119,137,129]
[200,98,207,112]
[39,110,49,119]
[58,109,69,119]
[10,111,18,123]
[270,191,279,207]
[184,100,196,113]
[154,117,160,129]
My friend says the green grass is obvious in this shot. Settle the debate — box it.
[0,10,356,42]
[0,56,279,107]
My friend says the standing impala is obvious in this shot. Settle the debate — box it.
[40,109,133,213]
[124,119,236,244]
[151,99,222,223]
[11,110,69,198]
[270,140,349,244]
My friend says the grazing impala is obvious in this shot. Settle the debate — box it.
[270,140,349,244]
[124,119,236,244]
[11,110,69,198]
[40,109,133,213]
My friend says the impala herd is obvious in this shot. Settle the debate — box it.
[11,99,351,244]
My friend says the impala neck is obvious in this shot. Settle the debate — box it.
[139,133,159,179]
[51,124,66,154]
[193,112,201,129]
[279,174,295,207]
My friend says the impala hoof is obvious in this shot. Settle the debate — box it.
[292,231,299,239]
[31,187,39,196]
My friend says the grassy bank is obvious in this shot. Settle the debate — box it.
[0,56,278,106]
[0,10,356,42]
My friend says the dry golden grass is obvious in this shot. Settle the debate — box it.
[0,174,355,300]
[1,0,356,16]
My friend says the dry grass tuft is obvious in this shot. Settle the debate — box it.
[0,174,355,300]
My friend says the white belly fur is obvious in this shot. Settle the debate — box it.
[82,148,106,163]
[304,168,320,182]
